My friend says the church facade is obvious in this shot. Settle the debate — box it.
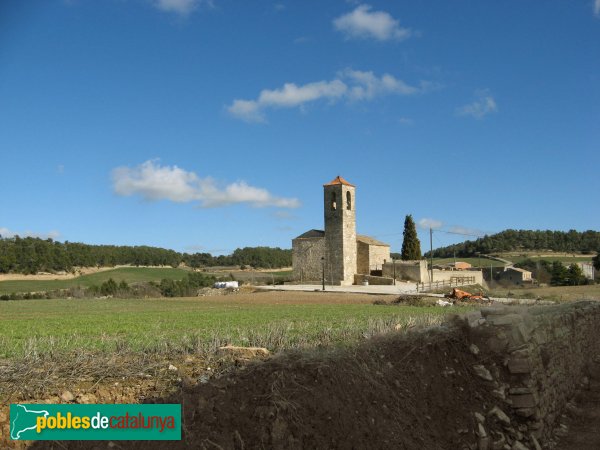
[292,176,390,286]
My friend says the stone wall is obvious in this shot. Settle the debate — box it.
[356,241,370,275]
[357,242,391,275]
[353,274,394,285]
[430,268,483,284]
[382,260,483,284]
[464,301,600,447]
[382,260,427,281]
[368,245,390,273]
[292,237,325,282]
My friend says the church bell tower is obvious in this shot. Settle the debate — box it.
[324,176,357,285]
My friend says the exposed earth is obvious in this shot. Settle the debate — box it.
[3,291,600,449]
[555,355,600,449]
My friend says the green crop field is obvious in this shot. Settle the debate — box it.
[0,267,188,294]
[0,293,465,359]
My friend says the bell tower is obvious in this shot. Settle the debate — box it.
[324,176,357,285]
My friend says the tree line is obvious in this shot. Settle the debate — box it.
[426,229,600,258]
[181,247,291,269]
[0,236,292,274]
[514,259,589,286]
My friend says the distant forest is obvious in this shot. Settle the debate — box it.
[0,236,292,274]
[426,229,600,258]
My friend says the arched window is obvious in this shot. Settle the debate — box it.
[331,192,337,210]
[346,191,351,210]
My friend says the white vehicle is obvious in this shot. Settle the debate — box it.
[213,281,239,289]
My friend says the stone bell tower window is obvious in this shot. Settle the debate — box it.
[331,192,337,210]
[346,191,351,210]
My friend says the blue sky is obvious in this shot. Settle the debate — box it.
[1,0,599,254]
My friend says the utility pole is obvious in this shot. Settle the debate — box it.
[321,257,325,291]
[429,227,434,283]
[392,257,396,285]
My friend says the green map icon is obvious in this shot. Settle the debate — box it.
[10,404,49,440]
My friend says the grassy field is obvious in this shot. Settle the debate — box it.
[432,255,594,267]
[487,284,600,302]
[431,257,507,268]
[506,255,594,264]
[0,267,188,294]
[0,291,463,359]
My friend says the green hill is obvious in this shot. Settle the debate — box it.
[0,235,292,274]
[0,267,188,294]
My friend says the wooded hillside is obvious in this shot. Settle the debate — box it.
[0,236,292,274]
[426,229,600,258]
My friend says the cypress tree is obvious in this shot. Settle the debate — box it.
[550,261,568,286]
[401,215,422,260]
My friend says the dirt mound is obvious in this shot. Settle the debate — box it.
[31,324,505,449]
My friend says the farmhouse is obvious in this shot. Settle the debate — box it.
[499,267,533,285]
[292,176,390,285]
[578,262,595,280]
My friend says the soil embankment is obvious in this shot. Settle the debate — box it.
[28,301,600,449]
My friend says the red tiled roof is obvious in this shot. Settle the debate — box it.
[323,176,355,187]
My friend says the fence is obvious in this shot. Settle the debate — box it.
[416,276,476,292]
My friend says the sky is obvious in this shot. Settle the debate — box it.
[1,0,599,255]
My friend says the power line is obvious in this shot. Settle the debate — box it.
[372,228,488,239]
[436,229,487,238]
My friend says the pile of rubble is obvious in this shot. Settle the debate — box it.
[197,287,240,297]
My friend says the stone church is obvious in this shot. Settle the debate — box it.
[292,176,390,285]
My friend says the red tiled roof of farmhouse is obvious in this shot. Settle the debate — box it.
[323,176,355,187]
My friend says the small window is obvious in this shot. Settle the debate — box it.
[331,192,337,210]
[346,191,351,210]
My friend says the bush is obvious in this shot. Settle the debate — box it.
[159,272,216,297]
[100,278,119,296]
[392,295,433,307]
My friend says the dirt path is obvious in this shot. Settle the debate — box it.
[0,265,186,281]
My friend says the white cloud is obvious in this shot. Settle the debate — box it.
[456,90,498,119]
[418,218,443,230]
[0,227,60,240]
[595,0,600,17]
[154,0,213,16]
[227,69,428,122]
[343,69,420,99]
[112,160,300,208]
[398,117,414,126]
[226,100,265,123]
[258,79,347,107]
[333,4,412,41]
